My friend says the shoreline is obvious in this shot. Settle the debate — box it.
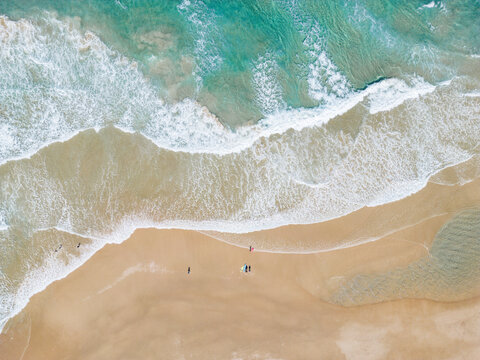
[2,205,480,358]
[206,175,480,252]
[1,175,479,336]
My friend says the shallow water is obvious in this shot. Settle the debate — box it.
[0,0,480,330]
[332,208,480,305]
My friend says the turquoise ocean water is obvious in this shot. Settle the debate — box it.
[1,0,479,125]
[0,0,479,330]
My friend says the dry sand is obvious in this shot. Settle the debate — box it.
[1,179,480,360]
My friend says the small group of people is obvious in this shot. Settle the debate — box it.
[241,264,251,273]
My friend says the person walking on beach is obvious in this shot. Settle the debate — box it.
[188,266,190,274]
[248,265,251,272]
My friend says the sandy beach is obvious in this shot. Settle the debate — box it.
[1,177,480,360]
[1,3,480,360]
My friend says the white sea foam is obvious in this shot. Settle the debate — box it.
[303,23,351,103]
[252,54,286,114]
[419,1,436,9]
[177,0,223,84]
[0,12,456,168]
[418,1,446,11]
[2,96,478,236]
[367,77,436,114]
[465,91,480,98]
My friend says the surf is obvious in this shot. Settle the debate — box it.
[1,0,480,335]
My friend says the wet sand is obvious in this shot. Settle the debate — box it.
[1,229,480,359]
[207,175,480,253]
[1,178,480,359]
